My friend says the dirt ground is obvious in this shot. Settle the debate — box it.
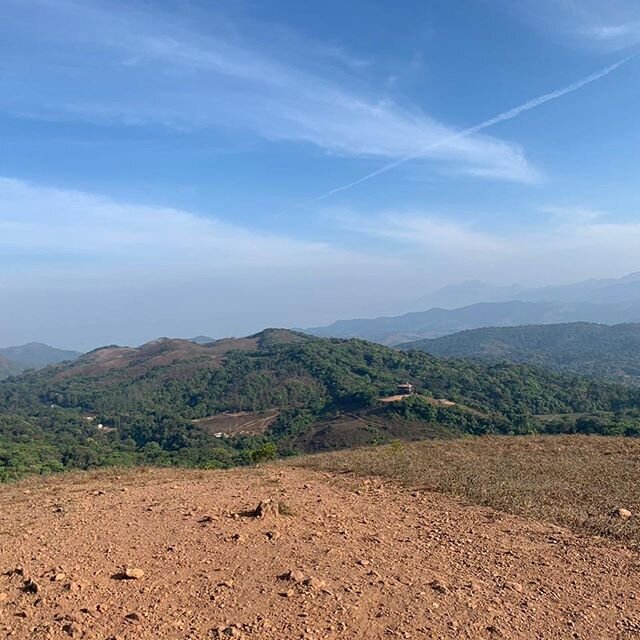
[1,466,639,639]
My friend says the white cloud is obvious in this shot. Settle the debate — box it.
[0,177,373,272]
[336,207,640,285]
[0,0,538,183]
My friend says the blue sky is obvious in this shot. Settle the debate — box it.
[1,0,639,349]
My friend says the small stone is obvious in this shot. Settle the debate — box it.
[279,569,305,583]
[356,559,370,567]
[616,508,633,519]
[65,582,82,592]
[52,573,67,582]
[303,577,327,590]
[125,612,141,622]
[279,589,295,598]
[265,531,281,541]
[23,579,39,594]
[506,581,523,593]
[429,579,448,594]
[218,580,234,588]
[63,622,82,636]
[123,567,144,580]
[0,592,8,603]
[253,499,279,518]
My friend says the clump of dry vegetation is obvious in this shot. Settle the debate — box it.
[294,435,640,547]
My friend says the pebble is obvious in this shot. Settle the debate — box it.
[123,567,144,580]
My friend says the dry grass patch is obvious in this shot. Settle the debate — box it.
[293,435,640,548]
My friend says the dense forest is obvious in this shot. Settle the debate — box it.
[400,322,640,384]
[1,329,640,481]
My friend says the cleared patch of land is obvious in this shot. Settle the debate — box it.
[193,410,280,436]
[1,460,640,639]
[296,435,640,548]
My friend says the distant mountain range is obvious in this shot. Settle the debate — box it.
[400,322,640,384]
[306,272,640,345]
[0,342,82,380]
[415,271,640,309]
[305,300,640,345]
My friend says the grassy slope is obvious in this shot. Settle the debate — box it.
[295,435,640,548]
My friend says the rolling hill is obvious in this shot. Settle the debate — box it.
[399,322,640,384]
[2,328,640,480]
[0,342,82,380]
[305,300,640,345]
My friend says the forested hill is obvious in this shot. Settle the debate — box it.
[399,322,640,384]
[0,342,82,380]
[2,328,640,480]
[0,356,23,380]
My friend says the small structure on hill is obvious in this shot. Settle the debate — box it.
[397,383,414,396]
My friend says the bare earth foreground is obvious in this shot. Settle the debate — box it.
[1,466,639,640]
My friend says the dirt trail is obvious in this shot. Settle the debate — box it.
[0,466,639,639]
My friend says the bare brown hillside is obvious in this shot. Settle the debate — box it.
[1,465,639,639]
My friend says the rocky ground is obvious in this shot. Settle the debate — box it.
[0,465,639,639]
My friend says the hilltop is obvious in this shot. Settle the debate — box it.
[400,322,640,384]
[1,443,639,639]
[2,328,640,480]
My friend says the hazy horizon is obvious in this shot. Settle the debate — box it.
[2,1,639,350]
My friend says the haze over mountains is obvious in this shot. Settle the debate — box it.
[306,272,640,345]
[0,343,82,380]
[414,272,640,309]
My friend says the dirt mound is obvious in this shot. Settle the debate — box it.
[1,466,639,639]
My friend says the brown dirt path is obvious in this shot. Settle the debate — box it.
[0,466,639,639]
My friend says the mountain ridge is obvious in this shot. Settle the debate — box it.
[399,322,640,383]
[305,300,640,345]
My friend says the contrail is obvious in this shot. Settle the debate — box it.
[299,56,633,205]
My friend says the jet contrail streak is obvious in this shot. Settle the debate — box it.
[301,56,633,205]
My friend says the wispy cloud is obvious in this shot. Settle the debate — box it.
[0,0,538,183]
[511,0,640,50]
[302,58,631,203]
[337,207,640,284]
[0,177,369,272]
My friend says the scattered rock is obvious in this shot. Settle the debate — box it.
[0,592,8,603]
[356,559,370,567]
[252,499,279,518]
[616,508,633,520]
[52,573,67,582]
[64,582,82,592]
[122,567,144,580]
[505,581,523,593]
[279,569,305,583]
[23,579,40,594]
[429,579,448,594]
[303,577,327,591]
[62,621,82,636]
[265,530,281,541]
